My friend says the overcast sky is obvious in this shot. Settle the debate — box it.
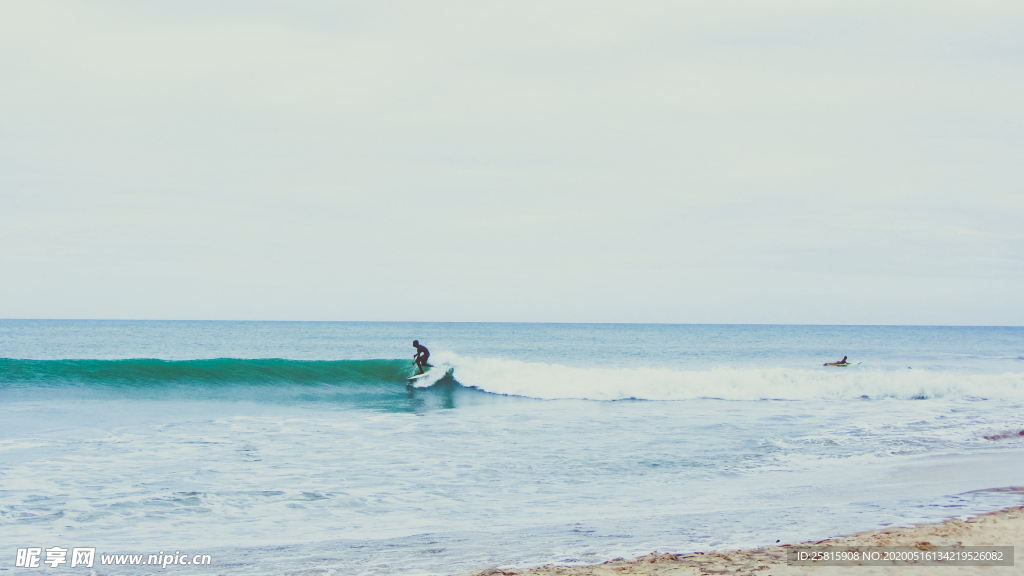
[1,1,1022,324]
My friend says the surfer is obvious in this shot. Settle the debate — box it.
[824,356,848,366]
[413,340,433,374]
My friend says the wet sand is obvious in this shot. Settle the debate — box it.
[458,504,1023,576]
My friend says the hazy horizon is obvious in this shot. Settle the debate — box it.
[3,318,1023,328]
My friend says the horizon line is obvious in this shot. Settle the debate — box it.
[1,318,1022,328]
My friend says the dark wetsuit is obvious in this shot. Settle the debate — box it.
[414,343,432,371]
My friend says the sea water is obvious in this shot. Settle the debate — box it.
[2,321,1023,575]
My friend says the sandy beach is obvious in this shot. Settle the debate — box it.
[459,501,1023,576]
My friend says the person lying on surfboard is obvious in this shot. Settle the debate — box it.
[413,340,433,374]
[824,356,848,366]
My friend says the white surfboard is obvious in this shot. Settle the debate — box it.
[408,372,430,382]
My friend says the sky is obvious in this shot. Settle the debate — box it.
[1,1,1022,324]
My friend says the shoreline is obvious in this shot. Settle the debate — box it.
[458,502,1023,576]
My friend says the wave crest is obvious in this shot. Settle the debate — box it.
[5,356,1023,402]
[425,353,1024,401]
[0,358,414,387]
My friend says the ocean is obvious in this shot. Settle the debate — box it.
[2,320,1024,574]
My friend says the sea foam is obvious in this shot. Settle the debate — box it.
[420,352,1024,401]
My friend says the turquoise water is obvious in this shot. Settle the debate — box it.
[2,321,1024,574]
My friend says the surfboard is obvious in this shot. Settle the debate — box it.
[826,362,861,366]
[408,371,430,382]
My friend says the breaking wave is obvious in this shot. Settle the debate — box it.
[419,353,1024,401]
[4,355,1023,402]
[0,358,414,387]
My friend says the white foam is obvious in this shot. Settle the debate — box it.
[409,364,450,387]
[426,352,1024,401]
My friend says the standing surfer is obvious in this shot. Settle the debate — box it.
[413,340,433,374]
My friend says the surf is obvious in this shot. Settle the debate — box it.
[419,353,1024,401]
[5,355,1024,403]
[0,358,416,388]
